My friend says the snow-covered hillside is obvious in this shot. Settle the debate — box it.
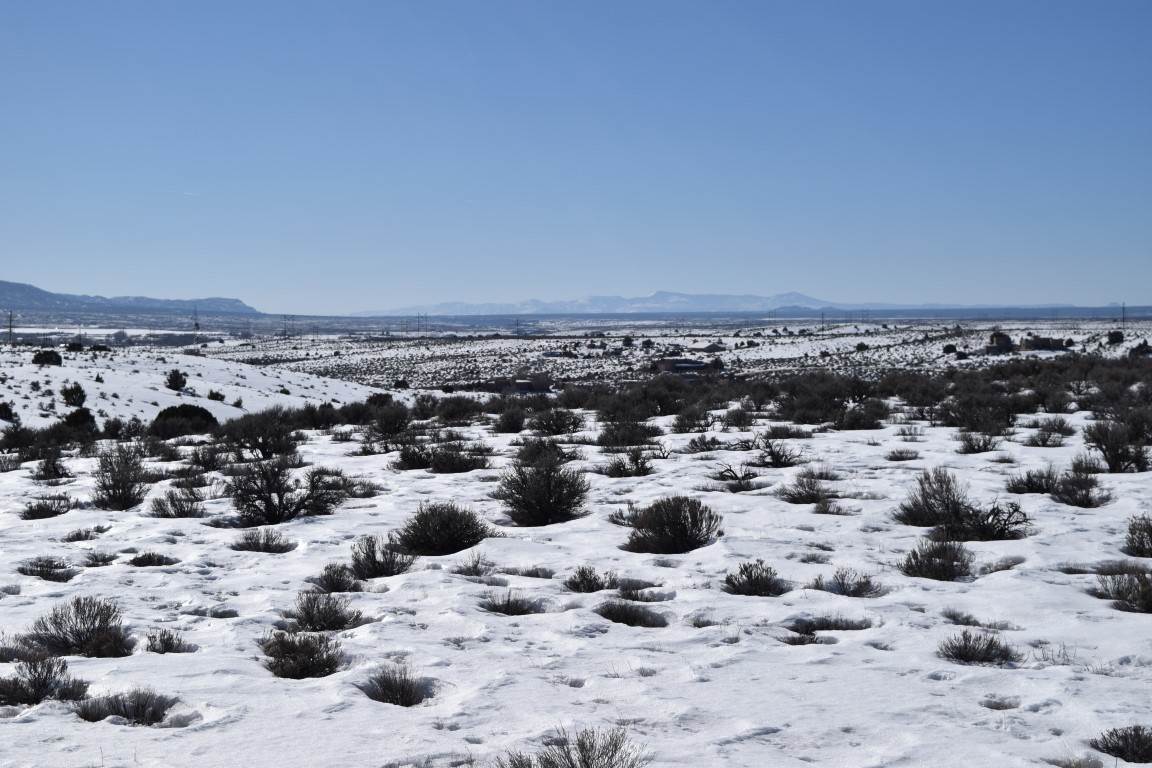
[0,346,382,428]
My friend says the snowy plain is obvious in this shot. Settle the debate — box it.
[0,337,1150,767]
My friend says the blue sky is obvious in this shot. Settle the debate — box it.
[1,1,1149,314]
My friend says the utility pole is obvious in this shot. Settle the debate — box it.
[1122,302,1127,329]
[6,310,14,346]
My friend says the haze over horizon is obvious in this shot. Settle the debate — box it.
[2,1,1150,314]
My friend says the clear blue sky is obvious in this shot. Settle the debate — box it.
[1,1,1149,314]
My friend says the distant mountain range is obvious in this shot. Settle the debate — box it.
[0,280,259,315]
[357,290,1086,317]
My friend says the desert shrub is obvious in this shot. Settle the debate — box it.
[141,436,182,462]
[427,443,490,474]
[529,409,584,436]
[893,468,971,526]
[356,665,431,707]
[621,496,722,554]
[724,407,755,430]
[1090,725,1152,763]
[92,444,149,510]
[799,464,841,481]
[494,407,527,434]
[615,578,664,602]
[60,382,87,408]
[710,462,760,492]
[938,389,1017,435]
[17,556,79,582]
[896,425,925,442]
[1029,416,1076,436]
[941,608,983,626]
[434,395,482,423]
[673,406,711,434]
[309,563,361,593]
[62,525,109,542]
[723,560,791,596]
[1006,466,1060,494]
[0,452,20,472]
[288,592,363,631]
[1094,571,1152,613]
[777,475,835,504]
[932,500,1031,541]
[259,631,343,678]
[20,494,73,520]
[763,424,813,439]
[145,629,192,654]
[594,601,668,628]
[598,420,662,449]
[20,597,134,657]
[516,438,576,466]
[452,550,493,577]
[784,615,873,634]
[681,434,723,453]
[886,448,920,462]
[75,688,179,725]
[899,539,974,581]
[33,446,72,481]
[188,444,226,472]
[150,404,219,439]
[1071,453,1106,475]
[755,438,806,467]
[598,448,652,477]
[394,502,493,556]
[1024,429,1064,447]
[503,565,554,579]
[84,551,117,567]
[218,407,300,459]
[148,486,206,518]
[493,458,590,526]
[128,552,179,567]
[0,657,89,705]
[350,534,417,579]
[164,369,187,391]
[227,458,348,525]
[1123,515,1152,558]
[367,403,410,441]
[956,431,1001,454]
[393,443,432,470]
[479,591,545,616]
[937,630,1021,665]
[564,566,618,593]
[1083,421,1149,473]
[806,568,886,597]
[231,528,296,553]
[495,726,651,768]
[1050,471,1112,508]
[32,349,62,366]
[833,399,888,430]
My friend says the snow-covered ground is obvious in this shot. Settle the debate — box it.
[203,320,1152,388]
[0,346,382,428]
[1,357,1150,766]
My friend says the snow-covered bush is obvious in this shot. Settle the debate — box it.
[394,502,493,556]
[493,458,589,526]
[621,497,722,554]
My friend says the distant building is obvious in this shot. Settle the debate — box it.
[653,358,709,374]
[1021,336,1065,352]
